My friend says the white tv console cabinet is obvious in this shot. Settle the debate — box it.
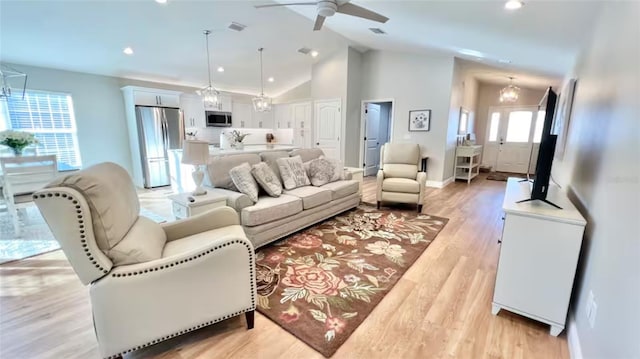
[492,178,586,336]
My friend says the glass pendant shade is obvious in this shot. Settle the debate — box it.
[252,48,272,112]
[200,30,220,108]
[499,77,520,103]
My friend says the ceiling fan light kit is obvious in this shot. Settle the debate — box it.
[255,0,389,31]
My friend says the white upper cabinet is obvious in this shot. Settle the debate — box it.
[232,102,253,128]
[204,94,232,112]
[292,101,312,148]
[123,86,181,108]
[180,94,205,128]
[274,104,291,129]
[253,109,274,129]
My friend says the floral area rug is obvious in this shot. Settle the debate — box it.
[255,205,448,357]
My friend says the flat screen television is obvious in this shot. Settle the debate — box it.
[517,87,562,209]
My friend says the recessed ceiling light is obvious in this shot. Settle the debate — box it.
[504,0,524,10]
[459,49,484,58]
[217,67,225,72]
[268,77,275,82]
[310,50,319,57]
[155,0,168,4]
[123,47,134,55]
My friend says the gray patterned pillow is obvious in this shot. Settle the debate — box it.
[276,155,311,190]
[307,156,344,186]
[251,162,282,197]
[229,162,259,203]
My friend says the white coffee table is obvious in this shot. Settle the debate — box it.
[168,191,227,220]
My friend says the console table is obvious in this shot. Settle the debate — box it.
[455,145,482,183]
[492,178,586,336]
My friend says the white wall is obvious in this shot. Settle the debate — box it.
[551,3,640,358]
[274,81,311,104]
[360,50,455,183]
[345,47,363,167]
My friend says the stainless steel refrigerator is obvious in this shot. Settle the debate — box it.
[135,106,183,188]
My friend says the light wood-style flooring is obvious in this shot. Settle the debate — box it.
[0,175,569,359]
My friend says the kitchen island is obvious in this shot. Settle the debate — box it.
[168,144,299,192]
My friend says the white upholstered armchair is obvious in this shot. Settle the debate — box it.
[34,162,256,359]
[376,143,427,212]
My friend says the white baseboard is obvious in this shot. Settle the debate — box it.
[426,177,454,188]
[567,316,583,359]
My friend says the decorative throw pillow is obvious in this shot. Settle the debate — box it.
[251,162,282,197]
[276,155,311,190]
[307,156,345,186]
[229,163,259,203]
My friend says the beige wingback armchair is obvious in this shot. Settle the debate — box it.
[34,162,256,359]
[376,143,427,212]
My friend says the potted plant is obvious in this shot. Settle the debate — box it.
[0,130,38,156]
[227,130,249,150]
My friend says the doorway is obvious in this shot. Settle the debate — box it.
[314,99,342,161]
[483,106,545,173]
[361,100,393,176]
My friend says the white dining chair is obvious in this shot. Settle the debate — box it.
[1,155,58,236]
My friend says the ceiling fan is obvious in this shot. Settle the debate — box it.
[255,0,389,31]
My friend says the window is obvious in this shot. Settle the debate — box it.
[1,90,82,170]
[533,111,546,143]
[488,112,500,141]
[505,111,533,143]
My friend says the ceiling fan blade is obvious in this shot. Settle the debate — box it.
[336,2,389,23]
[254,2,317,9]
[313,15,326,31]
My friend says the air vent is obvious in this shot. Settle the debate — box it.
[298,47,312,55]
[228,22,247,32]
[369,28,386,35]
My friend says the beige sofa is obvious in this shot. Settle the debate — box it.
[204,149,360,248]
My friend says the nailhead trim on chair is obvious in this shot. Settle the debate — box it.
[104,240,256,359]
[34,192,109,274]
[104,307,255,359]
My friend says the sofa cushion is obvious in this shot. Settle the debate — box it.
[320,180,359,200]
[45,162,139,252]
[277,155,311,190]
[307,156,344,187]
[383,163,418,179]
[241,194,303,226]
[382,178,420,193]
[229,163,259,202]
[284,186,332,210]
[251,162,282,197]
[107,216,166,265]
[259,151,289,181]
[162,224,246,258]
[208,154,261,191]
[289,148,324,162]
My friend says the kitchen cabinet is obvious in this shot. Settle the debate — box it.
[232,102,253,128]
[253,109,274,129]
[291,101,312,148]
[122,86,181,108]
[204,94,232,112]
[274,104,293,129]
[180,94,205,128]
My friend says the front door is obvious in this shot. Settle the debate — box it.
[484,107,544,174]
[363,103,381,176]
[314,99,342,161]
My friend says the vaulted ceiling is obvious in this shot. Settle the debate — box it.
[1,0,602,95]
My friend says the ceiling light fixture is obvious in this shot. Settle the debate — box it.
[504,0,524,10]
[310,50,319,57]
[217,67,225,72]
[155,0,168,4]
[499,77,520,103]
[197,30,220,109]
[0,64,27,100]
[123,47,134,55]
[252,48,272,113]
[268,77,274,82]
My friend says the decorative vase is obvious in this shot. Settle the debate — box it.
[11,147,23,156]
[235,142,244,150]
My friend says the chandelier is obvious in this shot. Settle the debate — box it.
[499,77,520,103]
[0,64,27,100]
[198,30,220,108]
[252,48,272,112]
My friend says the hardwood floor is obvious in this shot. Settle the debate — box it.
[0,175,570,359]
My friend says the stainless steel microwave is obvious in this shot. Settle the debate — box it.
[205,111,232,127]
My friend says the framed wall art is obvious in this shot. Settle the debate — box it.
[409,109,431,132]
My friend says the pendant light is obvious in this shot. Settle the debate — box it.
[252,48,272,112]
[198,30,220,109]
[499,77,520,103]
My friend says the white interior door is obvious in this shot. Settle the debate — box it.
[363,103,381,176]
[314,99,342,160]
[484,107,545,173]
